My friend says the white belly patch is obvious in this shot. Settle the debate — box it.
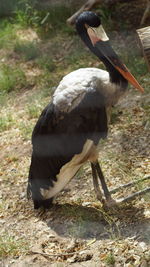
[40,139,98,199]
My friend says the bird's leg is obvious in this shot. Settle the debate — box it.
[109,176,150,204]
[94,161,116,206]
[91,163,104,202]
[94,161,110,199]
[92,161,150,206]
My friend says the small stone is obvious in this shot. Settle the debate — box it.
[82,202,91,206]
[138,242,147,252]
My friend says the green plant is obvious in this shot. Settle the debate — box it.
[0,65,26,93]
[15,8,40,28]
[104,252,115,266]
[15,1,75,36]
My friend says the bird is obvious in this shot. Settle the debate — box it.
[27,11,144,209]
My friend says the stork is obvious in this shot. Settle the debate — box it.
[27,11,145,209]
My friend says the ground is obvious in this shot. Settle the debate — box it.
[0,78,150,267]
[0,2,150,266]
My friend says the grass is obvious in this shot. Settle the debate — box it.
[104,252,116,266]
[0,65,26,94]
[15,2,75,37]
[26,103,41,119]
[0,233,28,258]
[60,203,100,219]
[15,1,40,28]
[0,113,14,132]
[124,53,148,79]
[18,121,34,141]
[24,86,53,120]
[0,20,17,49]
[36,55,56,71]
[59,205,100,238]
[36,6,75,37]
[14,40,40,61]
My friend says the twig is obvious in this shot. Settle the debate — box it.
[29,250,80,257]
[140,0,150,25]
[29,239,96,258]
[67,0,101,25]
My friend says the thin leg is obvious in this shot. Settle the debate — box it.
[91,163,103,202]
[116,187,150,203]
[110,176,150,194]
[94,161,111,201]
[91,162,150,207]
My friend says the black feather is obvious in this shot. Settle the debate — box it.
[28,90,108,208]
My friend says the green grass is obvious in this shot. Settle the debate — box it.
[104,252,116,266]
[25,87,52,120]
[124,54,148,78]
[0,65,26,94]
[15,2,39,28]
[19,121,34,141]
[57,204,105,238]
[35,5,75,37]
[37,71,58,89]
[14,2,75,37]
[0,233,28,258]
[14,40,40,61]
[36,55,56,71]
[26,104,40,119]
[0,113,14,132]
[0,20,17,49]
[60,204,101,222]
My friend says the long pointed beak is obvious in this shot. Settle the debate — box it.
[87,28,144,93]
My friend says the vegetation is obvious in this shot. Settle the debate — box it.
[0,233,28,258]
[104,252,116,266]
[0,112,14,132]
[0,65,26,93]
[14,40,40,61]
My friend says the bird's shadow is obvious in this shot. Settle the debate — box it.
[38,202,150,244]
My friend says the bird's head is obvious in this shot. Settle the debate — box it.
[76,11,144,93]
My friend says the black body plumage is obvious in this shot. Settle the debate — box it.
[28,90,108,209]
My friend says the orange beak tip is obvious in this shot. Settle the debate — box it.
[116,66,144,93]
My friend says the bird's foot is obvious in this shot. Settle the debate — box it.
[103,177,150,208]
[102,186,150,209]
[115,187,150,204]
[34,198,53,210]
[109,176,150,195]
[102,196,118,209]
